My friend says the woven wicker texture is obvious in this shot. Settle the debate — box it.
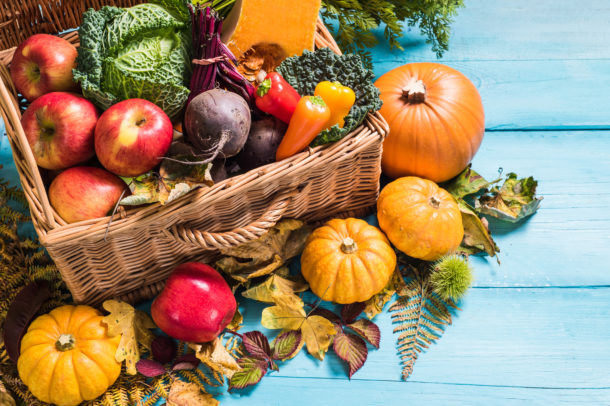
[0,2,389,305]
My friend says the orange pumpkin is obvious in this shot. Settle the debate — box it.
[377,177,463,261]
[375,62,485,183]
[17,305,121,406]
[300,218,396,304]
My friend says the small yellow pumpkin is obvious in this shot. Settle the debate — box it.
[301,218,397,304]
[17,305,121,406]
[377,176,463,261]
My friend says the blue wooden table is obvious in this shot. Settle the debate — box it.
[2,0,610,404]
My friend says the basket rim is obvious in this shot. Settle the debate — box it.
[0,18,390,247]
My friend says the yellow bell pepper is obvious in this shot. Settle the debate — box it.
[314,81,356,130]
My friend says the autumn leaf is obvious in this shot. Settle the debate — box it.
[227,307,244,331]
[346,319,380,349]
[229,357,268,390]
[216,220,312,282]
[458,200,500,257]
[271,330,303,361]
[476,173,542,222]
[341,302,366,324]
[0,390,16,406]
[241,331,273,360]
[261,294,337,360]
[363,269,405,319]
[190,338,241,379]
[102,300,156,375]
[167,380,219,406]
[333,332,368,378]
[242,272,309,303]
[444,165,499,199]
[120,159,213,206]
[135,359,166,377]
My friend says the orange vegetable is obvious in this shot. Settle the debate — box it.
[301,218,397,304]
[377,176,464,261]
[276,95,330,161]
[314,81,355,130]
[375,62,485,183]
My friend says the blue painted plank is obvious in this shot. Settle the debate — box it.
[216,378,610,406]
[371,0,610,62]
[212,288,610,405]
[467,130,610,287]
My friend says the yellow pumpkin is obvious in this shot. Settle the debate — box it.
[377,176,463,261]
[301,218,397,304]
[17,305,121,406]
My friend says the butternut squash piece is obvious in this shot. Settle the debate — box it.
[221,0,321,60]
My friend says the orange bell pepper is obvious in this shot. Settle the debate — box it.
[276,96,331,161]
[314,81,356,130]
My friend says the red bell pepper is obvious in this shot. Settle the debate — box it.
[255,72,301,124]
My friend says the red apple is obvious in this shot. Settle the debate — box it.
[151,263,237,342]
[10,34,78,102]
[95,99,173,177]
[21,92,98,170]
[48,166,127,224]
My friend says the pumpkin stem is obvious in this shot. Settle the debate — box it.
[429,196,441,209]
[340,237,358,254]
[55,334,75,352]
[401,79,426,104]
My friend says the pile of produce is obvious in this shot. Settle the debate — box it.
[0,0,544,404]
[10,0,382,223]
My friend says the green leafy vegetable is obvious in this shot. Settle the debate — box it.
[73,0,191,119]
[322,0,464,68]
[476,173,543,222]
[276,48,382,146]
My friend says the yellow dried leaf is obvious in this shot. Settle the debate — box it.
[242,272,309,303]
[167,381,219,406]
[190,338,241,379]
[102,300,156,375]
[261,294,336,360]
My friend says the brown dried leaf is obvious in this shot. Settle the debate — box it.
[190,338,241,379]
[363,269,405,319]
[167,380,218,406]
[242,272,309,303]
[216,220,311,282]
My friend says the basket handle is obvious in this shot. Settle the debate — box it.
[0,71,57,228]
[165,188,298,250]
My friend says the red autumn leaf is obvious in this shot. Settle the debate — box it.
[136,359,166,377]
[172,353,200,371]
[341,302,366,324]
[151,335,177,364]
[309,307,342,327]
[332,332,368,379]
[346,319,381,349]
[3,281,51,363]
[242,331,273,360]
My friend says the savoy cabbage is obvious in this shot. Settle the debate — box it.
[73,0,191,119]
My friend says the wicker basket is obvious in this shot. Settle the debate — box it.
[0,0,389,305]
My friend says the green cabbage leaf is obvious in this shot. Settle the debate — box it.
[73,0,191,119]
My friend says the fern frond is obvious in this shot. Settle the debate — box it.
[389,264,458,381]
